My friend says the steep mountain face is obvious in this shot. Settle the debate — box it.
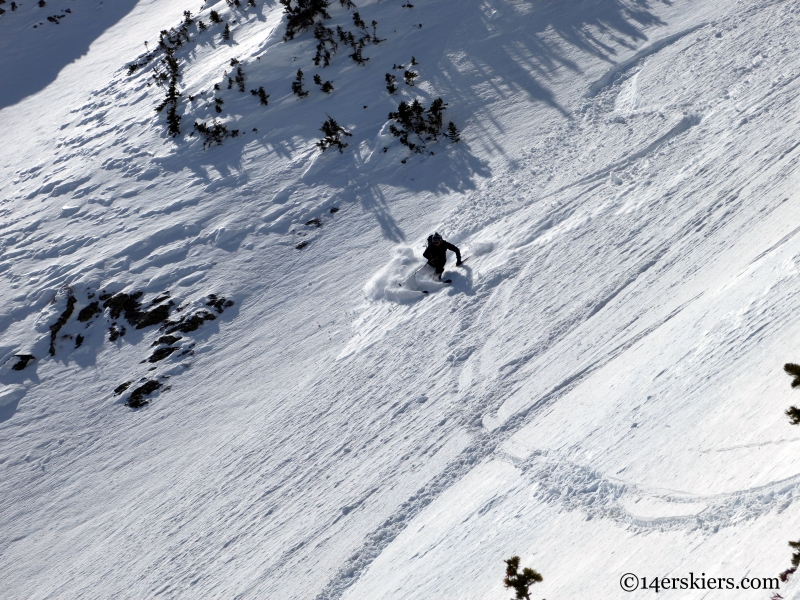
[2,0,800,598]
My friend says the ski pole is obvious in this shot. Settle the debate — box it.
[398,263,429,287]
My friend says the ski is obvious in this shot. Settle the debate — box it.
[421,279,451,294]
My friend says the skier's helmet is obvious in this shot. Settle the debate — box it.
[431,232,442,244]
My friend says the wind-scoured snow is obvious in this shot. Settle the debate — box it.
[2,0,800,598]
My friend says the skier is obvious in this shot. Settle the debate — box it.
[423,232,462,279]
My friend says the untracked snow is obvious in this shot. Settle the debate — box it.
[2,0,800,598]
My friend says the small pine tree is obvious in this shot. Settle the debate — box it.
[37,0,45,7]
[350,42,369,65]
[214,97,224,112]
[209,9,222,23]
[371,20,384,43]
[235,67,246,92]
[785,363,800,387]
[352,11,366,29]
[321,80,334,93]
[223,23,231,40]
[280,0,332,40]
[783,364,800,424]
[316,115,351,152]
[198,20,207,31]
[444,121,460,142]
[410,55,418,65]
[248,0,256,6]
[385,73,397,94]
[183,10,193,25]
[404,70,418,86]
[339,0,355,7]
[250,86,269,105]
[194,119,238,148]
[503,556,542,600]
[313,74,322,85]
[292,69,309,97]
[780,540,800,582]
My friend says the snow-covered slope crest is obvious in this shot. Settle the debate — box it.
[3,0,800,598]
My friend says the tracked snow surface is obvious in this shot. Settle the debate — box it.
[2,0,800,597]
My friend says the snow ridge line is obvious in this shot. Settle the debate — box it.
[546,113,703,201]
[315,293,699,600]
[513,454,800,535]
[586,23,708,97]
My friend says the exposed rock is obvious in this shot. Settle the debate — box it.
[148,346,178,363]
[114,381,133,395]
[128,379,161,408]
[164,310,216,334]
[77,301,101,322]
[206,294,234,314]
[101,291,174,329]
[137,302,175,329]
[11,355,35,371]
[152,335,182,347]
[108,323,126,341]
[49,294,77,355]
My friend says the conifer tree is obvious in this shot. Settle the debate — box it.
[783,364,800,424]
[352,11,366,29]
[403,69,417,85]
[785,363,800,387]
[250,86,270,105]
[444,121,460,142]
[198,20,207,31]
[503,556,542,600]
[349,40,369,65]
[317,115,351,152]
[292,69,309,97]
[339,0,355,7]
[210,9,222,22]
[371,20,384,43]
[313,24,337,66]
[194,119,239,148]
[235,66,246,91]
[214,97,224,112]
[280,0,331,40]
[223,22,231,40]
[780,540,800,582]
[385,73,397,94]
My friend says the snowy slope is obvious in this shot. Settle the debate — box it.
[3,0,800,598]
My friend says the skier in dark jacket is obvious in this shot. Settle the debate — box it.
[423,232,462,279]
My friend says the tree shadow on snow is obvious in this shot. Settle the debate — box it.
[138,0,668,245]
[0,0,141,110]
